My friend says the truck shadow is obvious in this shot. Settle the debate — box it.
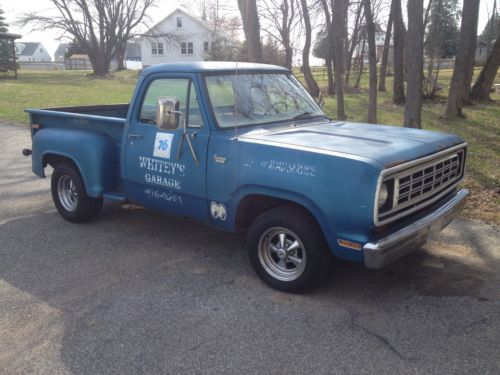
[0,205,498,373]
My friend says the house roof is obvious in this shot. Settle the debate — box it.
[144,7,211,36]
[0,32,22,40]
[54,43,69,56]
[68,54,89,59]
[16,42,41,56]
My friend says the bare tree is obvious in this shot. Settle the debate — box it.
[299,0,320,96]
[470,33,500,102]
[258,0,301,69]
[378,2,393,92]
[114,0,155,71]
[345,1,364,87]
[21,0,154,75]
[445,0,480,118]
[201,0,241,60]
[238,0,264,62]
[392,0,405,104]
[364,0,377,123]
[404,0,423,128]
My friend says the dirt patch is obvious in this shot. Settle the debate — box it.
[462,179,500,225]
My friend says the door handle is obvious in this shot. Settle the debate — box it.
[128,134,143,139]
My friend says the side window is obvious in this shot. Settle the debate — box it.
[139,78,189,125]
[187,81,203,127]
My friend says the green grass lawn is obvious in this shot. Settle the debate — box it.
[0,69,138,124]
[1,67,498,223]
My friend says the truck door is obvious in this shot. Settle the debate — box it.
[122,74,209,221]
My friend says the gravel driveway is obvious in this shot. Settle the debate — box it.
[0,122,499,374]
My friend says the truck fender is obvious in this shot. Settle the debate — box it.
[231,185,335,249]
[32,128,118,197]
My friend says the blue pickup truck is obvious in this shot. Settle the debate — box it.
[25,62,469,292]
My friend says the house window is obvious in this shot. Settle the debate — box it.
[203,41,209,53]
[177,17,182,28]
[152,41,164,55]
[40,48,43,53]
[181,42,193,55]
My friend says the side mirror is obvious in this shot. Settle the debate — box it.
[156,96,181,130]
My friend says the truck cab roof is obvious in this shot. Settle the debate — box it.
[142,61,290,75]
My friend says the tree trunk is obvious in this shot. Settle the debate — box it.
[88,51,111,76]
[300,0,320,96]
[284,44,293,71]
[333,0,348,119]
[238,0,264,62]
[279,0,294,70]
[392,0,406,104]
[115,41,126,71]
[320,0,335,95]
[470,33,500,102]
[404,0,423,128]
[364,0,377,123]
[354,34,366,89]
[445,0,480,118]
[378,3,394,92]
[326,54,335,95]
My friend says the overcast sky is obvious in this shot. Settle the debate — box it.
[1,0,494,62]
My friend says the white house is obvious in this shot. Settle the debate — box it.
[15,42,51,62]
[353,24,389,63]
[54,43,70,62]
[141,8,214,67]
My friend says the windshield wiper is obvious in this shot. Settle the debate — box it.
[292,112,328,121]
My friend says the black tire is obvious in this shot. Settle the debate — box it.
[247,205,332,292]
[51,163,103,223]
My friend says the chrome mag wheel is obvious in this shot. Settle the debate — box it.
[257,227,307,282]
[57,175,78,212]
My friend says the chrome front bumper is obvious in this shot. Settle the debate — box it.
[363,189,469,269]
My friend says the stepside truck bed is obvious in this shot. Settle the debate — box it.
[26,104,129,145]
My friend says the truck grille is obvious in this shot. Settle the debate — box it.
[376,145,466,225]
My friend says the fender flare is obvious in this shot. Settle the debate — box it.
[32,128,118,197]
[230,185,335,249]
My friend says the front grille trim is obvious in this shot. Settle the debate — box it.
[374,143,467,226]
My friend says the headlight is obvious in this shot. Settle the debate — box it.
[378,182,389,208]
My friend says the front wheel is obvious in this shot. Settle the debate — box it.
[247,206,332,292]
[51,163,103,223]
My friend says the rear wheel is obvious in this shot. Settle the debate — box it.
[247,206,332,292]
[51,163,103,223]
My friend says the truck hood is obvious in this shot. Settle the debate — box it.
[239,120,465,168]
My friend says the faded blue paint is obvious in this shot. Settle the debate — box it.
[25,62,466,264]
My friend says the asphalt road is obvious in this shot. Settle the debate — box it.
[1,122,499,374]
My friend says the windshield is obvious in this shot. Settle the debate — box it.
[205,73,325,128]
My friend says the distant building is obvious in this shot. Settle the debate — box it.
[125,41,142,62]
[141,8,214,67]
[65,54,92,70]
[475,41,488,63]
[65,54,118,71]
[54,43,70,62]
[353,24,389,63]
[15,42,51,62]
